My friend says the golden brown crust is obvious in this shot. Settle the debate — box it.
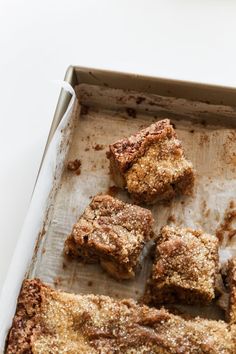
[6,279,235,353]
[108,119,194,204]
[64,195,154,279]
[144,226,219,305]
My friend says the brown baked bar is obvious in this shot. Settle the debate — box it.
[108,119,194,204]
[6,279,235,353]
[64,195,154,279]
[144,226,219,305]
[226,258,236,324]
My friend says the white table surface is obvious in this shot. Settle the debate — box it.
[1,0,236,292]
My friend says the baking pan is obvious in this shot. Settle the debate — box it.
[1,66,236,350]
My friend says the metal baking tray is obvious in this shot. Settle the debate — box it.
[1,66,236,350]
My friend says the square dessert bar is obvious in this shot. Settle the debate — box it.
[108,119,194,204]
[226,258,236,324]
[145,226,219,305]
[6,279,235,353]
[64,195,154,279]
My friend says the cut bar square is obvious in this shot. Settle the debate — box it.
[108,119,194,204]
[145,225,219,305]
[64,195,154,279]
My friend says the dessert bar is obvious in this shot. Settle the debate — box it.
[64,195,154,279]
[6,279,235,353]
[108,119,194,204]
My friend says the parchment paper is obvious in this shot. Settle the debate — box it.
[26,84,236,321]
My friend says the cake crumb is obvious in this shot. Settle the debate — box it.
[126,107,136,118]
[136,96,145,104]
[216,200,236,244]
[53,277,62,287]
[67,159,81,172]
[93,144,104,151]
[87,280,93,287]
[167,215,176,223]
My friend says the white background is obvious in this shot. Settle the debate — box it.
[1,0,236,291]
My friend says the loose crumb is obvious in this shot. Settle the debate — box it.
[190,129,194,133]
[85,147,90,152]
[53,277,62,287]
[93,144,104,151]
[87,280,93,287]
[126,107,136,118]
[136,96,146,104]
[216,200,236,244]
[62,262,67,270]
[67,159,81,172]
[167,215,176,223]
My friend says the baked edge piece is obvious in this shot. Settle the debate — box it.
[64,194,154,280]
[108,119,194,204]
[144,226,219,306]
[226,258,236,324]
[6,279,235,354]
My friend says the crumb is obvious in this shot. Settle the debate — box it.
[67,159,81,172]
[200,133,210,144]
[167,215,176,223]
[216,200,236,244]
[93,144,104,151]
[81,105,89,115]
[126,108,136,118]
[76,169,81,176]
[190,129,194,133]
[107,185,120,197]
[53,277,62,287]
[85,147,90,152]
[200,119,207,126]
[106,151,111,159]
[136,96,145,104]
[135,290,139,295]
[62,262,67,269]
[87,280,93,287]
